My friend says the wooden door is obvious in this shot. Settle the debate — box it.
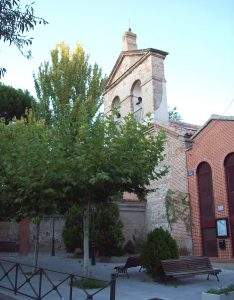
[225,153,234,255]
[197,162,218,257]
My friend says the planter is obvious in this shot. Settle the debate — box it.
[202,291,234,300]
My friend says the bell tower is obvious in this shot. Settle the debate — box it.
[122,28,137,51]
[104,30,169,125]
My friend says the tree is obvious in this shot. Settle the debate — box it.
[0,83,36,123]
[168,106,182,121]
[0,0,47,77]
[0,109,167,276]
[34,42,104,124]
[0,42,167,276]
[0,114,57,265]
[62,202,124,256]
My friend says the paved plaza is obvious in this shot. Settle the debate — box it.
[0,253,234,300]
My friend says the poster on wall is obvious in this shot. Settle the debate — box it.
[216,218,229,238]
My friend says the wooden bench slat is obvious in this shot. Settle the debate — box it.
[161,256,221,282]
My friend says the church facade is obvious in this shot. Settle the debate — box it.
[2,29,233,260]
[103,29,199,252]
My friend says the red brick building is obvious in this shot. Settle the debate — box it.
[186,115,234,261]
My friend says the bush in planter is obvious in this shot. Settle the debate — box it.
[206,284,234,295]
[141,227,179,280]
[62,202,124,256]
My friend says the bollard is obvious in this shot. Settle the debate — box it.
[38,268,43,300]
[110,273,116,300]
[14,263,19,295]
[69,275,74,300]
[91,241,96,266]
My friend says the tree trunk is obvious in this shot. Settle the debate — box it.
[34,222,40,267]
[83,204,90,277]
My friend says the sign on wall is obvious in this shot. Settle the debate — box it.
[187,170,195,177]
[217,205,224,212]
[216,218,229,238]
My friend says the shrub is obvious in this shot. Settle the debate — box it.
[72,278,107,289]
[132,234,146,253]
[62,202,124,256]
[141,227,179,280]
[207,284,234,295]
[62,205,83,253]
[94,203,124,257]
[124,240,135,255]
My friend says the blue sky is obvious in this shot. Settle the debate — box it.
[1,0,234,124]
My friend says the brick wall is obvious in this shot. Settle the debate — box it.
[186,119,234,261]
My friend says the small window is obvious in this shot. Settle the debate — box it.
[131,80,142,122]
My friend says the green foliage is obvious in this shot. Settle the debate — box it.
[132,234,146,254]
[207,284,234,295]
[168,107,182,122]
[0,0,47,77]
[63,203,124,256]
[165,189,191,232]
[62,205,84,253]
[34,42,105,124]
[0,42,167,223]
[94,203,124,256]
[0,43,167,276]
[32,42,167,208]
[0,116,57,222]
[141,227,179,279]
[0,83,36,123]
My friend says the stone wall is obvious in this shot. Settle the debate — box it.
[0,222,19,242]
[0,202,147,253]
[104,51,169,124]
[146,125,193,252]
[103,32,193,253]
[118,201,146,243]
[29,217,65,252]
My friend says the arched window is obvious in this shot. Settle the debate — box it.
[224,153,234,255]
[197,162,218,257]
[131,80,142,122]
[111,96,121,122]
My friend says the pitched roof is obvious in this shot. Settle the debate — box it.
[191,114,234,140]
[104,48,168,94]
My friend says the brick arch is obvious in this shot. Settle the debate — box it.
[196,161,218,257]
[224,152,234,255]
[224,152,234,166]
